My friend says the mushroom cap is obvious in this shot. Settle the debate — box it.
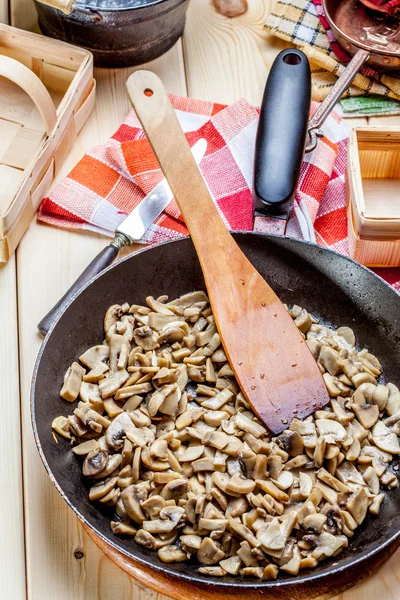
[82,450,108,477]
[121,485,147,524]
[106,412,134,450]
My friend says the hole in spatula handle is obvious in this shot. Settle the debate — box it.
[283,52,302,65]
[144,88,154,97]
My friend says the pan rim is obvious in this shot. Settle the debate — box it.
[323,0,400,59]
[31,231,400,590]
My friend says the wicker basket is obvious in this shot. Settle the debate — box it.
[0,23,95,263]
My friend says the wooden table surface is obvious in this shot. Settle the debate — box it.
[1,1,399,598]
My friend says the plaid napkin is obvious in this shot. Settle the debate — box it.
[265,0,400,114]
[38,94,400,291]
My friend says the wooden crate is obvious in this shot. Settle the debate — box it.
[0,23,95,263]
[347,127,400,267]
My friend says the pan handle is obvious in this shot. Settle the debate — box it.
[37,239,125,336]
[306,48,371,152]
[253,49,311,220]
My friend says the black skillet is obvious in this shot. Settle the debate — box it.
[32,43,400,591]
[32,232,400,591]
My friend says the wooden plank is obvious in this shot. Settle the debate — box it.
[10,0,40,32]
[0,255,26,599]
[184,0,277,105]
[17,40,186,600]
[0,0,8,24]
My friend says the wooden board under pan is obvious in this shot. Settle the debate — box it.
[347,127,400,267]
[0,23,95,263]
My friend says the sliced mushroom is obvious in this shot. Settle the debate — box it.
[109,334,130,372]
[316,420,347,444]
[294,308,312,333]
[103,398,123,418]
[141,447,171,472]
[303,513,327,534]
[104,304,121,335]
[336,326,355,346]
[51,416,71,440]
[298,472,313,500]
[110,521,137,536]
[60,362,86,402]
[319,346,340,376]
[372,421,400,454]
[346,487,369,525]
[179,445,205,462]
[125,426,154,448]
[98,369,129,398]
[72,439,99,456]
[89,476,118,501]
[121,485,146,524]
[83,363,108,383]
[257,513,297,551]
[262,564,278,580]
[219,555,242,575]
[267,455,282,480]
[133,326,159,351]
[82,450,108,477]
[317,468,350,493]
[160,479,188,501]
[197,537,225,565]
[201,388,233,411]
[202,431,229,450]
[79,345,109,369]
[235,412,266,438]
[310,533,348,560]
[363,466,380,495]
[226,474,256,495]
[277,430,304,457]
[134,529,157,549]
[369,493,385,515]
[386,385,400,416]
[158,323,188,345]
[352,403,379,430]
[92,453,122,479]
[158,545,187,563]
[280,545,301,575]
[228,517,260,548]
[106,412,134,450]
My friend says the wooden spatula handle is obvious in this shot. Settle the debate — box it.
[126,71,232,263]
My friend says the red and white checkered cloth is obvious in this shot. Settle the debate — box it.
[38,94,400,291]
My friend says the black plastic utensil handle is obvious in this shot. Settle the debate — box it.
[37,243,118,336]
[253,49,311,220]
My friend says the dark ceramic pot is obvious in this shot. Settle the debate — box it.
[34,0,190,68]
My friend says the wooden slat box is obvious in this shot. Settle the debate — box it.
[0,23,95,263]
[347,127,400,268]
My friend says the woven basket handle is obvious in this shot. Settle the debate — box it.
[35,0,75,14]
[0,56,57,136]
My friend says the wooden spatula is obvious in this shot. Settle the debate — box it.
[126,70,329,434]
